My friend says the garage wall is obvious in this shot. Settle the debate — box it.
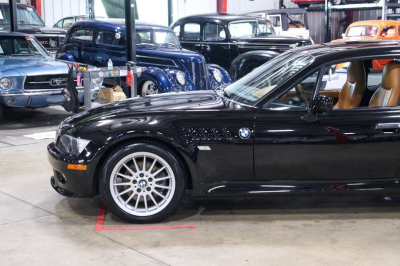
[42,0,86,27]
[172,0,216,24]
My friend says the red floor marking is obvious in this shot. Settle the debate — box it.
[94,204,197,231]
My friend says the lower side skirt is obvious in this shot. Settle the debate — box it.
[193,179,400,199]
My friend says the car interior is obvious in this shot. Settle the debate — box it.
[273,58,400,110]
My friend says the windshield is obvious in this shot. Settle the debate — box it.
[0,5,45,26]
[228,20,275,39]
[137,29,179,48]
[223,52,314,105]
[346,25,378,37]
[0,36,50,56]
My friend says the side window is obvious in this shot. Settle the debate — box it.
[381,26,395,37]
[63,18,74,29]
[269,15,281,28]
[204,23,226,41]
[172,25,181,38]
[56,20,62,28]
[270,70,319,109]
[97,30,124,46]
[71,29,93,41]
[183,23,201,41]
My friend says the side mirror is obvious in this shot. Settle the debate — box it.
[341,33,345,38]
[314,94,333,113]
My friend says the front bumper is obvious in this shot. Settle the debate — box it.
[0,87,99,108]
[47,142,99,198]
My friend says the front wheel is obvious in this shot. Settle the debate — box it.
[331,0,345,4]
[99,142,186,223]
[141,80,160,96]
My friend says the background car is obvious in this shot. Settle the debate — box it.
[331,20,400,70]
[171,13,313,76]
[57,19,231,96]
[245,8,310,38]
[0,32,101,120]
[53,15,89,30]
[0,3,65,55]
[48,41,400,223]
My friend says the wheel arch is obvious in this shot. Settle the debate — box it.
[92,136,193,196]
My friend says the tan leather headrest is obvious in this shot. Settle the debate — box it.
[382,61,400,90]
[347,61,364,83]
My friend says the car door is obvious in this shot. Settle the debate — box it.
[93,29,126,67]
[176,22,202,54]
[201,22,231,70]
[254,66,400,181]
[63,27,94,64]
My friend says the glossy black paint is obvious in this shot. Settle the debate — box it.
[48,41,400,200]
[170,13,312,72]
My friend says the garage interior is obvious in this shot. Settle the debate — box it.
[2,0,400,265]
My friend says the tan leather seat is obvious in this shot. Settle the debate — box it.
[369,61,400,107]
[334,61,366,109]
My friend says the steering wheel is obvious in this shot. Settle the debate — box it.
[295,84,309,106]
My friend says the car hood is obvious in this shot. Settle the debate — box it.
[137,47,201,60]
[0,56,68,75]
[68,91,249,125]
[0,24,65,34]
[239,35,311,44]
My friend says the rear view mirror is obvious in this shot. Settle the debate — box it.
[315,94,333,112]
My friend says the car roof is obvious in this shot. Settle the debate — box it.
[72,19,171,32]
[175,12,270,23]
[348,20,400,27]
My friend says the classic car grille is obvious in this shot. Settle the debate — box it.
[183,57,211,90]
[137,55,177,68]
[24,74,69,90]
[33,35,64,51]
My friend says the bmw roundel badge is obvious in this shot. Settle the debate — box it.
[239,128,251,139]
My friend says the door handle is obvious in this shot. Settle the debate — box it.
[375,123,400,133]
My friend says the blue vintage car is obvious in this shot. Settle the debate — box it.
[56,20,231,96]
[0,32,101,120]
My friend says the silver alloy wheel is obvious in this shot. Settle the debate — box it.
[141,80,160,96]
[109,152,176,217]
[331,0,342,4]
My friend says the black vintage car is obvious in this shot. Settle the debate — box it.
[48,41,400,223]
[170,13,313,76]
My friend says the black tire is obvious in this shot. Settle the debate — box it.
[0,104,3,121]
[99,142,186,223]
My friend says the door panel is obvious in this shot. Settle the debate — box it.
[254,107,400,181]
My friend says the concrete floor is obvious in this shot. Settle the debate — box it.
[1,106,400,266]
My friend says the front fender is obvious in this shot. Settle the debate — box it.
[138,67,194,93]
[207,64,231,89]
[230,50,279,81]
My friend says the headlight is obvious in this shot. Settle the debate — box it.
[213,69,223,83]
[58,134,91,155]
[176,71,186,85]
[0,77,13,90]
